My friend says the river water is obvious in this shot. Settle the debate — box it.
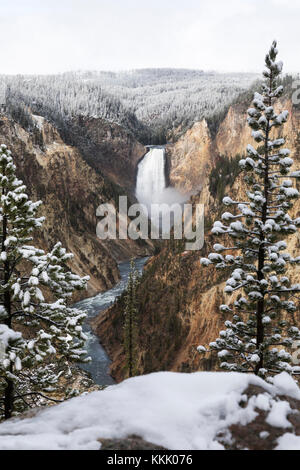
[75,257,148,386]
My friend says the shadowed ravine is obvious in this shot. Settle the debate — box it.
[75,257,148,386]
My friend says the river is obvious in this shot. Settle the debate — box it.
[76,146,182,386]
[74,257,148,386]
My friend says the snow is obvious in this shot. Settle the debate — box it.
[255,394,271,412]
[23,291,30,306]
[252,130,264,142]
[32,115,45,130]
[223,196,235,206]
[3,70,257,138]
[275,110,288,125]
[249,354,260,364]
[266,401,292,429]
[208,253,224,262]
[281,187,299,198]
[262,316,272,325]
[0,371,298,450]
[222,212,235,222]
[0,325,22,352]
[230,221,245,232]
[271,372,300,400]
[276,434,300,450]
[246,144,258,156]
[213,244,226,252]
[200,258,211,266]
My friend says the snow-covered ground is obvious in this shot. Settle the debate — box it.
[32,114,45,130]
[0,371,299,450]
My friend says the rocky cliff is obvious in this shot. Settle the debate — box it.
[0,113,153,299]
[64,116,147,195]
[93,96,300,381]
[166,120,215,193]
[168,97,300,194]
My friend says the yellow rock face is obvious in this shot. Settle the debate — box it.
[0,114,153,300]
[167,120,215,194]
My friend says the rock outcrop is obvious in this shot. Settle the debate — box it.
[223,384,300,450]
[99,435,167,450]
[166,120,214,193]
[1,371,299,450]
[65,116,146,195]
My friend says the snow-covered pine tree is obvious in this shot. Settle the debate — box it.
[199,41,300,378]
[0,145,90,419]
[123,260,140,378]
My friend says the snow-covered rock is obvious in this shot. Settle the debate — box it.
[0,371,299,450]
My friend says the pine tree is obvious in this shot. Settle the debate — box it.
[123,260,139,378]
[0,145,90,420]
[199,42,300,378]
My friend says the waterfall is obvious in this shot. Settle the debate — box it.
[136,147,167,209]
[135,146,189,230]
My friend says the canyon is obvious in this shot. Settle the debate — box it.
[0,112,153,299]
[1,81,299,385]
[93,94,300,382]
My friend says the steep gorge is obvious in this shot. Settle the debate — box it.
[0,112,153,299]
[93,95,300,381]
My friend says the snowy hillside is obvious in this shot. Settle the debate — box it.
[0,371,299,450]
[91,69,258,130]
[0,70,257,143]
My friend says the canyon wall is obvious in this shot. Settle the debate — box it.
[166,120,214,193]
[0,113,153,299]
[64,116,146,195]
[94,96,300,381]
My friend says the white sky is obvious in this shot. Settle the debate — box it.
[0,0,299,74]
